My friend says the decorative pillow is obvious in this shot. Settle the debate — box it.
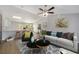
[56,32,63,38]
[47,31,52,36]
[51,32,56,37]
[68,33,74,41]
[62,32,74,41]
[41,30,47,35]
[62,32,69,39]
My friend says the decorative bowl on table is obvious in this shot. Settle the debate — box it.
[27,41,39,48]
[36,39,50,47]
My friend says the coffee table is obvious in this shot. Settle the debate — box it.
[26,41,41,54]
[36,39,50,53]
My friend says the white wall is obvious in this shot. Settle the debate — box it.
[2,15,36,40]
[34,13,79,33]
[2,17,17,40]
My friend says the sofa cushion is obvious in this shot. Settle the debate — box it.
[45,35,73,48]
[57,38,73,48]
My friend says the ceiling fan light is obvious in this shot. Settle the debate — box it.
[38,5,55,16]
[43,12,48,16]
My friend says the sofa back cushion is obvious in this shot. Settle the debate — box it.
[56,32,63,38]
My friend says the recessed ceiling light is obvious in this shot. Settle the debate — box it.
[12,16,22,19]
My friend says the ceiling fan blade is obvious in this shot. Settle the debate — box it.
[48,12,54,14]
[39,8,44,11]
[48,6,55,11]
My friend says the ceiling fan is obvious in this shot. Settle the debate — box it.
[38,5,55,16]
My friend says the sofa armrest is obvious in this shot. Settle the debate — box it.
[73,36,78,51]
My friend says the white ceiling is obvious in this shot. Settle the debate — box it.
[0,5,79,23]
[15,5,79,15]
[0,5,40,23]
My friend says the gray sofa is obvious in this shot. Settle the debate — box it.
[45,35,78,52]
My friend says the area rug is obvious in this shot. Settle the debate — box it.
[16,40,61,54]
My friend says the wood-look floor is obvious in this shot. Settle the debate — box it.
[0,40,20,54]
